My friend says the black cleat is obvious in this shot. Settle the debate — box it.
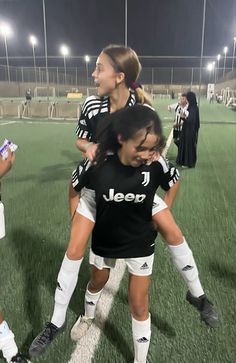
[29,321,66,358]
[186,290,219,328]
[11,352,31,362]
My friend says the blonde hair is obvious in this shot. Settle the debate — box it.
[102,44,153,106]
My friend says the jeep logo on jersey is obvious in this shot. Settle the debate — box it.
[141,171,150,186]
[103,189,146,203]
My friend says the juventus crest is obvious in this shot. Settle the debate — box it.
[141,171,150,186]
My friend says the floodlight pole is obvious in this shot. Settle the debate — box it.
[223,51,227,77]
[125,0,127,46]
[86,62,89,96]
[43,0,49,100]
[63,55,67,84]
[198,0,206,107]
[3,34,10,82]
[232,38,236,71]
[31,43,37,84]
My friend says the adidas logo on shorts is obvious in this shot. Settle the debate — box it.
[140,262,149,270]
[137,337,149,343]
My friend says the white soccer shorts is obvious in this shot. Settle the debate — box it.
[89,249,154,276]
[76,187,96,222]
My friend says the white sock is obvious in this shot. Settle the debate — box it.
[0,321,18,363]
[168,238,204,297]
[0,320,10,339]
[132,314,151,363]
[51,254,83,327]
[84,285,103,319]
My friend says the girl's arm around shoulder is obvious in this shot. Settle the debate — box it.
[156,155,180,209]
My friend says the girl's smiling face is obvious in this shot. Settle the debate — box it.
[118,129,158,167]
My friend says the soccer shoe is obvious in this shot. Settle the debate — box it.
[11,352,31,362]
[186,290,219,328]
[28,321,66,358]
[70,315,94,341]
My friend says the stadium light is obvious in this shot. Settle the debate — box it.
[232,37,236,71]
[84,55,90,96]
[29,35,38,83]
[207,62,214,71]
[0,22,12,82]
[223,46,228,77]
[60,44,70,84]
[207,62,214,83]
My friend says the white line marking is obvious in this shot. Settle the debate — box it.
[0,120,73,125]
[68,260,126,363]
[0,121,17,126]
[162,128,173,158]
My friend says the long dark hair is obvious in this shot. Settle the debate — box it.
[94,104,166,167]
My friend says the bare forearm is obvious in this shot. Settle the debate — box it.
[164,180,180,209]
[76,138,92,153]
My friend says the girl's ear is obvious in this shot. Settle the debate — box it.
[117,134,124,145]
[116,72,125,85]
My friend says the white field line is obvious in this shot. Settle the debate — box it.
[0,120,73,125]
[69,260,126,363]
[68,128,174,363]
[0,121,17,126]
[162,128,173,158]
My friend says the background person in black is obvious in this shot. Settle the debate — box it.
[69,105,217,363]
[0,151,30,363]
[176,91,200,168]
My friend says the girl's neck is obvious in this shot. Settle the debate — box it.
[109,87,130,113]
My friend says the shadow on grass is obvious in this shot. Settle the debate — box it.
[94,319,133,362]
[112,287,176,339]
[9,227,90,355]
[209,261,236,289]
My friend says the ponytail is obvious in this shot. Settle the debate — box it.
[130,81,153,106]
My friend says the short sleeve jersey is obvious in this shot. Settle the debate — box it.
[75,93,136,142]
[72,155,179,259]
[174,104,189,132]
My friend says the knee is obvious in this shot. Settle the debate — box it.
[129,300,148,320]
[164,228,183,246]
[67,244,84,260]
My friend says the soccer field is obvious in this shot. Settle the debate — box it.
[0,103,236,362]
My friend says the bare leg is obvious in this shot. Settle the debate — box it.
[70,266,110,341]
[128,274,151,363]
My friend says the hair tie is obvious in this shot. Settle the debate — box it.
[130,81,142,90]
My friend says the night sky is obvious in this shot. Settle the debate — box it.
[0,0,236,64]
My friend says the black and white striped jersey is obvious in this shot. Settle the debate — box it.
[71,155,179,259]
[174,104,189,132]
[75,93,136,142]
